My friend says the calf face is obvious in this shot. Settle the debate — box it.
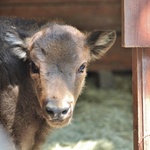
[5,23,116,128]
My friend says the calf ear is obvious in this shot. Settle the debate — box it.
[4,29,29,60]
[86,30,116,60]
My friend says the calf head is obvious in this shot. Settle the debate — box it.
[5,23,116,128]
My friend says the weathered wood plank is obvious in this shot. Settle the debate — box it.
[0,0,129,72]
[0,2,121,31]
[141,50,150,150]
[123,0,150,47]
[0,0,120,4]
[132,48,144,150]
[132,48,150,150]
[123,0,150,149]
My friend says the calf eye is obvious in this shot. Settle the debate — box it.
[30,61,39,74]
[78,63,86,73]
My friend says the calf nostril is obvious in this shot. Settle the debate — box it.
[62,109,68,115]
[45,107,55,117]
[61,107,70,115]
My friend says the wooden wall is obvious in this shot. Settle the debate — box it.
[0,0,131,71]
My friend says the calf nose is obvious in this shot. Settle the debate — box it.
[45,101,70,120]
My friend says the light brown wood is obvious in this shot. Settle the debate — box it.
[123,0,150,47]
[141,50,150,150]
[132,48,144,150]
[132,48,150,150]
[123,0,150,149]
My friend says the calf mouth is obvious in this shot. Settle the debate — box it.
[45,114,73,128]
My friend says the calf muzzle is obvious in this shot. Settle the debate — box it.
[45,100,71,121]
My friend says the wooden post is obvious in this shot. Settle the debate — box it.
[123,0,150,149]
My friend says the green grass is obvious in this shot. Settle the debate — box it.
[43,74,133,150]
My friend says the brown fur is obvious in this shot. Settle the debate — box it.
[0,17,116,150]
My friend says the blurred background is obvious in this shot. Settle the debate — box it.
[0,0,133,150]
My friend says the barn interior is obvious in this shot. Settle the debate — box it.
[0,1,133,150]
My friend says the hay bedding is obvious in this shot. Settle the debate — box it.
[43,74,133,150]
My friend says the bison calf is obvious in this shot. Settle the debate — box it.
[0,17,116,150]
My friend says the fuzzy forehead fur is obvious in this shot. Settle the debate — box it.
[29,24,90,66]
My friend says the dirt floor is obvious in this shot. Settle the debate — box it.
[42,72,133,150]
